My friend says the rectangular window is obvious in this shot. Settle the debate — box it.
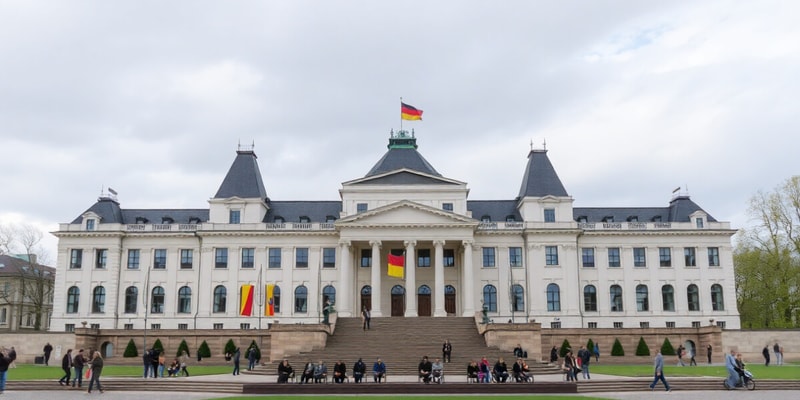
[608,248,620,267]
[443,249,455,267]
[178,323,188,330]
[716,321,726,329]
[691,321,701,328]
[127,249,140,269]
[124,323,133,330]
[151,323,161,330]
[154,249,167,269]
[417,249,431,267]
[582,248,595,267]
[213,323,223,330]
[95,249,107,269]
[509,247,522,268]
[241,248,254,269]
[180,249,193,269]
[86,219,95,231]
[442,202,453,212]
[696,217,704,228]
[90,323,100,329]
[613,322,623,329]
[229,210,240,224]
[640,321,650,329]
[295,247,308,268]
[356,203,368,213]
[70,249,83,269]
[544,208,555,223]
[215,248,228,268]
[482,247,496,268]
[708,247,720,266]
[361,249,371,267]
[323,247,336,268]
[268,248,282,269]
[665,321,675,328]
[545,246,559,265]
[587,322,597,329]
[684,247,696,267]
[659,247,671,267]
[240,323,251,330]
[550,321,561,329]
[633,247,646,267]
[0,308,6,324]
[65,324,75,332]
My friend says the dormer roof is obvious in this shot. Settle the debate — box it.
[517,149,568,198]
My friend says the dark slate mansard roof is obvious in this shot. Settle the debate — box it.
[214,149,268,199]
[573,196,717,223]
[71,197,209,225]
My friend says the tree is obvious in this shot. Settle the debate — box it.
[735,176,800,328]
[635,337,650,356]
[661,338,676,356]
[176,339,191,357]
[152,339,164,354]
[0,223,54,330]
[248,340,261,362]
[123,339,139,357]
[611,338,624,356]
[198,340,212,358]
[559,339,572,358]
[586,338,595,354]
[224,339,237,356]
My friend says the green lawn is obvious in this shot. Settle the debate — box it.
[217,397,612,400]
[6,364,232,380]
[590,363,800,379]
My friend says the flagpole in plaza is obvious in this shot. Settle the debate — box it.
[258,264,263,330]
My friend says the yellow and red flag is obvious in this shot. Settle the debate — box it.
[401,102,423,120]
[265,284,275,316]
[240,284,254,316]
[388,254,404,278]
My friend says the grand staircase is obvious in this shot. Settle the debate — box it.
[256,317,560,376]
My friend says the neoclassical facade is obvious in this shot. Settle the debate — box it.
[50,131,741,331]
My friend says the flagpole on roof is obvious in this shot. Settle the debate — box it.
[400,97,403,132]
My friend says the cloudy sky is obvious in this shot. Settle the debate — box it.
[1,0,798,262]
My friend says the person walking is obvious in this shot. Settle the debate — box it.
[232,347,241,376]
[593,342,600,362]
[707,344,713,364]
[72,349,85,388]
[578,345,591,379]
[442,340,452,363]
[247,346,257,370]
[648,349,671,392]
[58,348,72,387]
[773,343,782,366]
[362,306,371,330]
[762,345,770,366]
[179,350,190,376]
[150,348,160,378]
[142,349,152,378]
[43,342,53,366]
[549,346,558,363]
[689,347,697,366]
[87,351,104,394]
[0,348,10,395]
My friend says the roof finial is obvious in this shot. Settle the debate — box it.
[530,139,534,151]
[542,138,547,151]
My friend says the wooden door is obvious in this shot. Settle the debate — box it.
[360,294,371,313]
[418,294,432,316]
[445,293,456,314]
[391,294,405,316]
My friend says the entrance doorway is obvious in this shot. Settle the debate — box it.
[418,285,431,317]
[391,285,405,316]
[445,285,456,315]
[360,285,372,313]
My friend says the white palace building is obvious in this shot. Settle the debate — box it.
[50,131,741,332]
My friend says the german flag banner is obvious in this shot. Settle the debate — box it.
[240,284,254,316]
[401,102,423,120]
[266,284,275,316]
[388,254,404,278]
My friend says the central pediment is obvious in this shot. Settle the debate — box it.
[343,168,464,186]
[337,200,477,227]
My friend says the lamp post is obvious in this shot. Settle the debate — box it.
[142,266,151,353]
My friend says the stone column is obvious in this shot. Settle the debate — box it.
[338,240,352,317]
[462,240,475,317]
[404,240,417,317]
[370,240,383,317]
[433,240,446,317]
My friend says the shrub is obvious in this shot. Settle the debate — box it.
[176,339,191,357]
[198,340,212,358]
[248,340,262,361]
[611,338,625,356]
[152,338,164,354]
[224,339,237,356]
[635,337,650,356]
[661,338,676,356]
[586,338,595,353]
[123,339,138,358]
[559,339,572,358]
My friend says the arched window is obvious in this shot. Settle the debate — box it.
[323,285,336,305]
[661,285,675,311]
[151,286,165,314]
[583,285,597,312]
[418,285,431,295]
[546,283,561,311]
[361,285,372,295]
[482,285,497,312]
[294,285,308,313]
[391,285,405,295]
[273,285,281,313]
[511,284,524,312]
[687,284,700,311]
[92,286,105,313]
[610,285,623,312]
[213,285,227,313]
[636,284,649,312]
[711,284,724,311]
[177,286,192,313]
[444,285,456,295]
[67,286,80,313]
[124,286,138,314]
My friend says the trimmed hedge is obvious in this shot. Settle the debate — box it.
[123,339,138,357]
[559,339,572,358]
[224,339,237,356]
[635,336,650,356]
[176,339,191,357]
[198,340,212,358]
[661,338,676,356]
[611,338,625,356]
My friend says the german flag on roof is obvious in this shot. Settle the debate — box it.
[401,102,423,120]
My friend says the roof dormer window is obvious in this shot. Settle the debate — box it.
[651,216,662,222]
[274,216,285,224]
[162,217,174,224]
[627,216,638,222]
[326,216,336,223]
[481,215,491,223]
[86,219,96,231]
[505,215,516,222]
[577,216,587,223]
[188,217,202,224]
[135,217,149,224]
[299,216,310,223]
[602,216,614,223]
